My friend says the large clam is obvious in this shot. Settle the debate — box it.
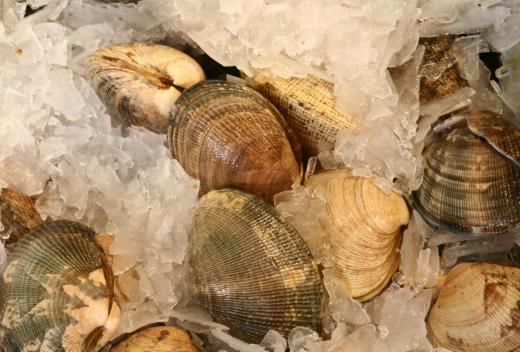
[0,220,121,351]
[186,189,324,343]
[411,110,520,235]
[107,325,198,352]
[85,42,205,133]
[168,80,301,203]
[428,262,520,352]
[0,187,43,244]
[248,70,356,155]
[275,169,410,301]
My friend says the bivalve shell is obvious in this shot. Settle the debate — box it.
[109,325,198,352]
[186,189,324,343]
[0,188,43,244]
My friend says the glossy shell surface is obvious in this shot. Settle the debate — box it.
[412,111,520,235]
[109,326,198,352]
[428,262,520,352]
[86,42,205,133]
[168,80,301,203]
[0,188,43,244]
[0,220,121,352]
[249,70,355,155]
[305,170,409,301]
[186,189,324,343]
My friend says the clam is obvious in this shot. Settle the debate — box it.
[278,169,410,301]
[168,80,301,203]
[85,42,205,133]
[248,70,356,155]
[411,110,520,235]
[0,188,43,244]
[428,262,520,352]
[186,189,324,343]
[0,220,121,351]
[108,325,198,352]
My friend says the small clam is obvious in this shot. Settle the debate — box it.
[0,220,121,351]
[411,110,520,234]
[86,42,205,133]
[248,70,356,155]
[186,189,324,343]
[278,170,410,301]
[168,80,301,203]
[108,325,198,352]
[0,188,43,244]
[428,262,520,352]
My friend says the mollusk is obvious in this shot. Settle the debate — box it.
[0,188,43,244]
[411,110,520,235]
[186,189,324,343]
[428,262,520,352]
[108,325,198,352]
[86,42,205,133]
[0,220,121,351]
[248,70,355,155]
[168,80,301,203]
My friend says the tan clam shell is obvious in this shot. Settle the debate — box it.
[428,262,520,352]
[304,170,409,301]
[85,42,205,133]
[0,220,121,352]
[109,326,198,352]
[168,80,301,203]
[186,189,324,343]
[0,188,43,244]
[248,70,356,155]
[411,111,520,234]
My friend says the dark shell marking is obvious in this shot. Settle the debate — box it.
[0,188,43,244]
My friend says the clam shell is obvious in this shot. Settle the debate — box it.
[86,42,205,133]
[428,262,520,352]
[109,326,198,352]
[0,188,43,244]
[186,189,324,343]
[0,220,121,352]
[411,111,520,234]
[168,80,301,203]
[304,170,409,301]
[248,70,355,155]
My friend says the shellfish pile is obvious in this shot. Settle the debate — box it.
[1,1,520,352]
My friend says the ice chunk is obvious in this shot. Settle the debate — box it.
[261,330,287,352]
[0,242,6,274]
[44,68,86,120]
[484,0,520,52]
[288,327,321,352]
[498,42,520,119]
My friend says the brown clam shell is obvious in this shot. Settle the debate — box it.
[248,70,356,155]
[186,189,324,343]
[168,80,301,203]
[85,42,205,133]
[0,188,43,244]
[428,262,520,352]
[109,326,198,352]
[411,111,520,235]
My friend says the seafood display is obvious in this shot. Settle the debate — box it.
[428,262,520,352]
[248,70,356,155]
[108,325,198,352]
[86,43,205,133]
[411,110,520,235]
[0,221,120,351]
[168,80,301,202]
[186,189,324,343]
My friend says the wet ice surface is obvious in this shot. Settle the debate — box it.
[0,0,519,351]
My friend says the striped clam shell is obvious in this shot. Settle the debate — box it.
[0,220,121,352]
[248,70,356,155]
[186,189,324,343]
[168,80,301,203]
[411,111,520,234]
[428,262,520,352]
[0,188,43,244]
[85,42,205,133]
[108,325,198,352]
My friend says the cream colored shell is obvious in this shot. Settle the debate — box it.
[428,262,520,352]
[304,170,409,301]
[110,326,198,352]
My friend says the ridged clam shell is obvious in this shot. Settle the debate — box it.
[304,170,409,301]
[248,70,356,155]
[86,42,205,133]
[428,262,520,352]
[0,220,121,352]
[109,326,198,352]
[0,188,43,244]
[168,80,301,203]
[186,189,324,343]
[411,111,520,234]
